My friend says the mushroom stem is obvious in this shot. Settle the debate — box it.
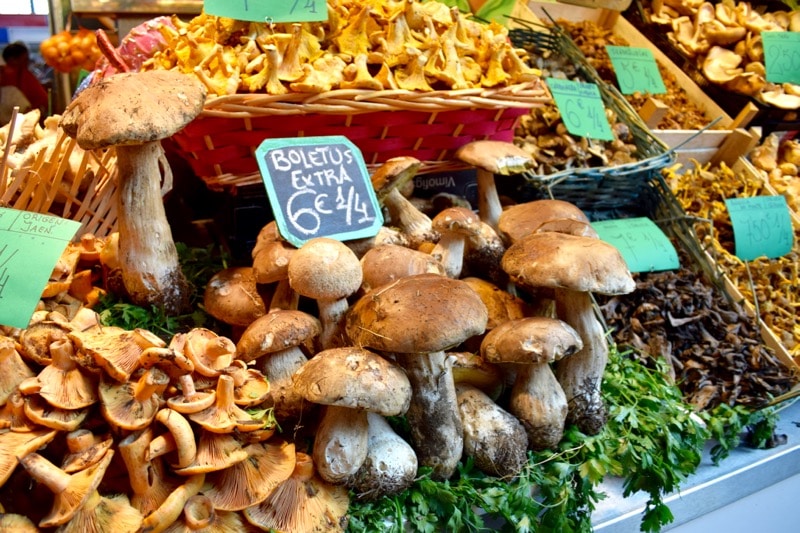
[317,297,349,350]
[555,289,608,435]
[115,142,189,314]
[133,368,170,402]
[17,452,71,493]
[258,346,308,421]
[431,233,466,279]
[154,408,197,469]
[509,363,568,450]
[183,495,215,530]
[394,350,462,480]
[383,188,438,248]
[476,168,502,231]
[312,405,369,484]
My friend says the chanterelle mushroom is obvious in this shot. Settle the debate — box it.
[60,70,207,314]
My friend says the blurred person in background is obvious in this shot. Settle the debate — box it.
[1,41,48,117]
[0,82,31,125]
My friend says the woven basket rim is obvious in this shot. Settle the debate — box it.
[198,81,551,118]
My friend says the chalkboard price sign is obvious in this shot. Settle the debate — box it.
[256,136,384,248]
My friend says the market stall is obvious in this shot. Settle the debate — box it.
[1,1,799,531]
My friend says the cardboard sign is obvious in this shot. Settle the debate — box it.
[724,195,794,261]
[605,45,667,95]
[256,136,384,247]
[0,208,81,329]
[204,0,327,23]
[545,77,614,141]
[591,217,679,273]
[762,31,800,84]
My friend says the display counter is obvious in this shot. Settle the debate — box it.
[594,398,800,532]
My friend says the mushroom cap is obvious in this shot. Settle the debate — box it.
[702,46,743,85]
[360,243,445,292]
[502,232,636,295]
[346,273,488,353]
[99,368,169,430]
[203,267,267,328]
[461,277,528,330]
[497,199,590,244]
[370,156,422,200]
[535,218,599,239]
[253,240,296,285]
[235,309,321,363]
[292,347,412,416]
[454,140,534,174]
[174,431,249,475]
[61,70,207,150]
[431,206,482,237]
[288,238,363,300]
[24,394,90,431]
[481,317,584,364]
[0,428,58,487]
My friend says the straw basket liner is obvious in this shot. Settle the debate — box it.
[169,82,551,191]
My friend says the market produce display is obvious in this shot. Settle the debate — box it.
[640,0,800,108]
[749,132,800,213]
[40,28,102,74]
[136,0,543,95]
[667,160,800,363]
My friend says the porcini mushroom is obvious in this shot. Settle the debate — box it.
[287,238,362,349]
[454,140,535,232]
[502,232,635,435]
[430,206,482,279]
[203,267,268,329]
[496,198,591,245]
[292,346,412,484]
[481,317,584,450]
[359,243,445,293]
[60,70,208,314]
[346,273,488,479]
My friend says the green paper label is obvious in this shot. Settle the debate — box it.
[591,217,679,273]
[545,77,614,141]
[0,208,81,329]
[762,31,800,84]
[256,136,383,248]
[724,195,794,261]
[605,45,667,95]
[204,0,327,23]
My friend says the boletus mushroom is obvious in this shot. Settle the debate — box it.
[60,70,207,314]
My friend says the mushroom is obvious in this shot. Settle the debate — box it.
[35,337,97,410]
[68,325,163,382]
[370,156,438,248]
[18,448,114,527]
[61,429,114,473]
[242,452,349,533]
[163,494,244,533]
[166,373,216,414]
[360,243,445,292]
[456,382,528,477]
[454,140,535,232]
[139,473,205,533]
[119,427,181,517]
[60,70,208,314]
[0,336,34,405]
[0,513,38,532]
[188,374,264,434]
[235,309,321,422]
[502,232,635,435]
[181,328,236,378]
[203,440,296,511]
[57,492,143,533]
[287,237,362,350]
[348,412,418,501]
[172,430,249,476]
[99,366,169,430]
[224,360,270,408]
[430,207,482,279]
[496,199,591,246]
[0,428,57,487]
[702,46,743,85]
[481,317,584,450]
[346,273,488,479]
[203,267,268,330]
[23,394,89,432]
[292,346,412,484]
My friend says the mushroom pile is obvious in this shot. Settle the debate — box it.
[748,133,800,213]
[642,0,800,108]
[0,238,349,531]
[1,143,637,527]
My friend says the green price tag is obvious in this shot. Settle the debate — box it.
[724,195,794,261]
[204,0,327,23]
[545,77,614,141]
[605,45,667,95]
[762,31,800,84]
[256,135,383,248]
[0,208,81,329]
[591,217,679,273]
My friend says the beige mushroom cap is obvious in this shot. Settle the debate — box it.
[454,140,534,175]
[346,273,488,353]
[497,199,590,244]
[292,347,412,416]
[481,317,583,365]
[502,232,636,295]
[370,156,422,200]
[431,206,482,237]
[360,243,445,292]
[61,70,207,150]
[235,309,321,363]
[203,267,267,327]
[288,237,363,300]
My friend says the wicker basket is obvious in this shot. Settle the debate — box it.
[506,22,676,220]
[1,123,123,239]
[169,82,551,191]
